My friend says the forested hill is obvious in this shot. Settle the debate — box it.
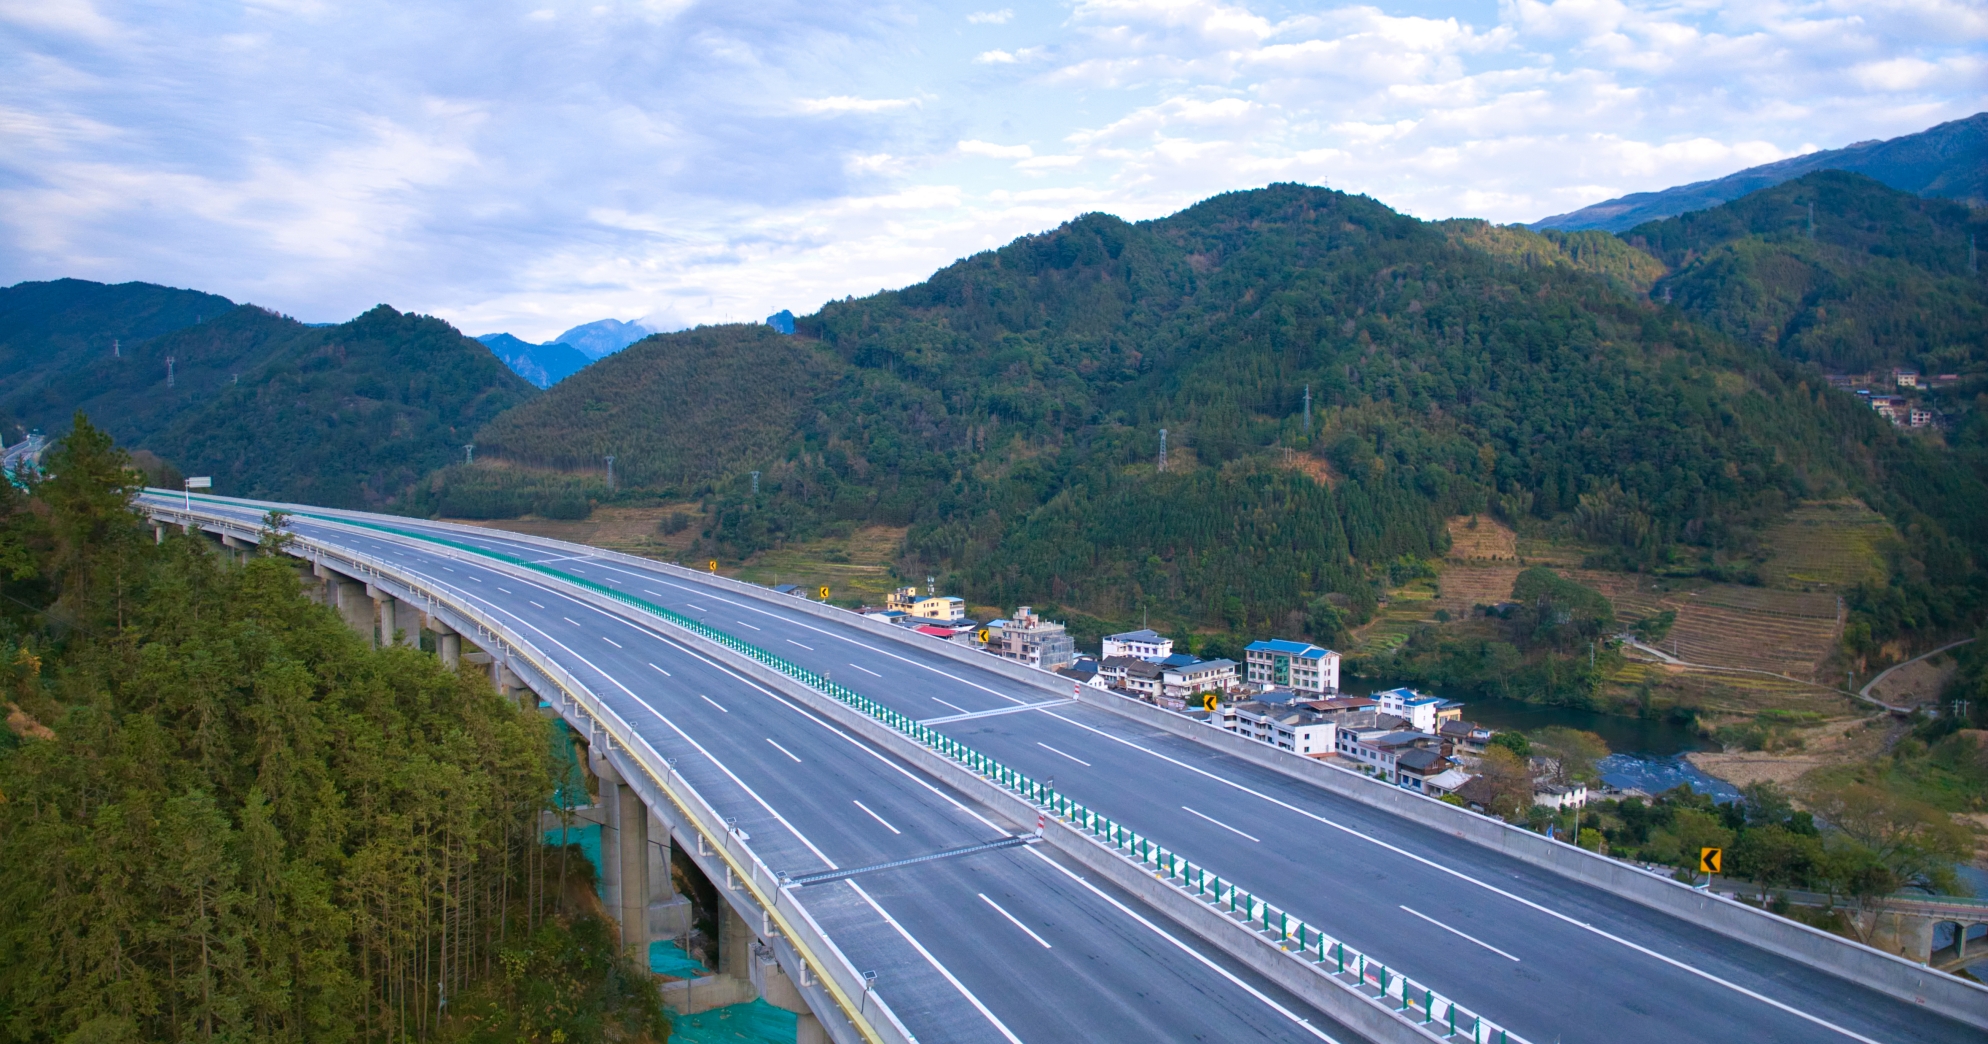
[1627,170,1988,376]
[0,287,537,507]
[433,183,1988,646]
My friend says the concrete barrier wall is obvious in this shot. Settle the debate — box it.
[151,499,1988,1028]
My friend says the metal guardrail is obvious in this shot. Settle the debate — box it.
[145,501,915,1044]
[236,501,1531,1044]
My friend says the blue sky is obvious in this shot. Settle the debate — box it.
[3,1,1984,341]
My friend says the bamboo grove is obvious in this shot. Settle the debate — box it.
[0,416,658,1043]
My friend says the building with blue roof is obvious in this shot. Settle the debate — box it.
[1243,639,1341,694]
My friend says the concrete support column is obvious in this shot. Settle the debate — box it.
[333,577,374,645]
[368,587,406,648]
[426,616,460,667]
[795,1014,829,1044]
[615,779,651,964]
[647,810,692,940]
[718,903,753,981]
[153,524,165,545]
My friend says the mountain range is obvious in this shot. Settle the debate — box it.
[1534,112,1988,233]
[474,333,592,388]
[4,115,1986,661]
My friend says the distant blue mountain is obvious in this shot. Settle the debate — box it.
[474,333,591,388]
[553,318,652,360]
[1532,112,1988,233]
[766,309,795,335]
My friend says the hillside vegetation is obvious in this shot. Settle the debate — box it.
[0,421,665,1044]
[0,286,537,508]
[435,184,1988,671]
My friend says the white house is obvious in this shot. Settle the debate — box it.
[1374,687,1446,733]
[1534,783,1589,810]
[1224,701,1337,758]
[1162,658,1239,702]
[1101,628,1173,661]
[1335,729,1435,783]
[1243,639,1341,694]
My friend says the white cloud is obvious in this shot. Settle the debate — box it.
[1,0,1983,340]
[959,139,1033,158]
[796,95,918,114]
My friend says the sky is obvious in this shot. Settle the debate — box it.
[3,1,1984,341]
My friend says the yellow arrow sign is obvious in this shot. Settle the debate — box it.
[1202,692,1219,713]
[1699,847,1722,875]
[976,628,990,643]
[707,560,718,573]
[818,585,831,600]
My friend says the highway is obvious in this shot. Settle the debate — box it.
[145,492,1350,1044]
[152,494,1985,1044]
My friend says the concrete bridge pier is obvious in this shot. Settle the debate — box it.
[316,565,376,644]
[427,616,462,668]
[367,585,418,648]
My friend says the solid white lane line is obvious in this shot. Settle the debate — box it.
[979,894,1052,949]
[1021,848,1338,1043]
[850,663,882,677]
[787,639,813,651]
[529,601,546,609]
[1400,906,1520,962]
[736,620,761,631]
[846,880,1026,1044]
[932,697,968,714]
[766,738,802,763]
[700,694,728,713]
[853,799,902,835]
[1037,742,1091,767]
[360,541,1397,1040]
[1181,805,1260,843]
[648,662,671,677]
[1042,711,1885,1044]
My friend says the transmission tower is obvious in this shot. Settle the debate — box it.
[1302,384,1311,433]
[166,356,175,388]
[606,455,616,492]
[1158,428,1168,473]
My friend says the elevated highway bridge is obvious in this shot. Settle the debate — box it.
[141,492,1988,1044]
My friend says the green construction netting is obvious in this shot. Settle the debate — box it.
[666,999,798,1044]
[648,939,707,979]
[544,823,603,888]
[548,718,591,810]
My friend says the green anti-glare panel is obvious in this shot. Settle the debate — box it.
[648,939,708,979]
[666,998,799,1044]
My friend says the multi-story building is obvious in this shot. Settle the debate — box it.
[911,595,966,622]
[1101,628,1172,661]
[1162,658,1238,704]
[885,586,920,613]
[1222,701,1337,758]
[995,606,1077,671]
[1117,658,1165,700]
[1243,639,1341,694]
[1374,687,1449,733]
[1335,728,1438,783]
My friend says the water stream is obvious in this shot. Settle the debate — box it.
[1341,677,1740,801]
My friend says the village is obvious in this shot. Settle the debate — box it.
[851,584,1593,818]
[1826,367,1961,429]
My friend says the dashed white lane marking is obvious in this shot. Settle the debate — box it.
[850,663,882,677]
[766,738,802,763]
[931,697,968,714]
[979,893,1052,949]
[648,662,671,677]
[853,799,902,835]
[602,637,622,649]
[1400,906,1521,962]
[1037,742,1091,767]
[1181,805,1260,843]
[699,694,728,713]
[787,639,813,650]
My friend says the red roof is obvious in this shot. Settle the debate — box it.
[915,625,955,637]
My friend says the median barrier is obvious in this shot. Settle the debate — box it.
[148,494,1988,1031]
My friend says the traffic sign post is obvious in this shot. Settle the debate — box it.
[818,585,831,600]
[1699,846,1722,889]
[183,476,211,510]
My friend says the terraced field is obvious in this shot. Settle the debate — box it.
[1445,515,1518,560]
[1431,565,1522,616]
[1760,500,1893,591]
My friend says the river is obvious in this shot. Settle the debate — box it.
[1340,677,1741,802]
